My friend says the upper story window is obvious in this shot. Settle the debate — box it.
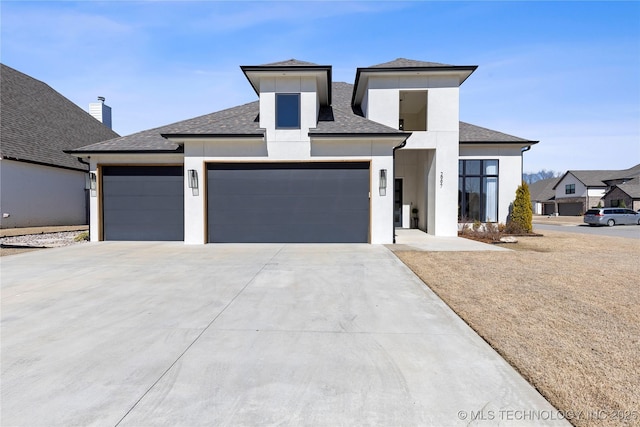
[565,184,575,194]
[276,93,300,129]
[399,90,427,131]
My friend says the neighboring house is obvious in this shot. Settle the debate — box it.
[529,177,560,215]
[68,58,537,244]
[603,177,640,211]
[0,64,119,228]
[552,164,640,215]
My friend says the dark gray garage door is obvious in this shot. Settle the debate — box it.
[102,166,184,241]
[558,202,583,216]
[207,162,370,243]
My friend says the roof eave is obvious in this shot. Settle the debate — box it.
[240,65,332,106]
[352,65,478,107]
[65,147,185,155]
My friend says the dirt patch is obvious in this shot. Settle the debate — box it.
[395,230,640,427]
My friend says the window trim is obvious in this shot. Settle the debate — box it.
[275,93,301,129]
[458,159,499,223]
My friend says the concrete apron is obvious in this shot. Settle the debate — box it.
[1,242,568,426]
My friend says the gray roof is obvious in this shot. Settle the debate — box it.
[0,63,119,170]
[370,58,453,68]
[70,80,536,153]
[614,177,640,198]
[459,122,536,144]
[529,177,560,202]
[260,59,320,67]
[553,164,640,189]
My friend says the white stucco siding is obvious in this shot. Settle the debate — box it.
[0,159,86,228]
[555,173,587,199]
[459,145,523,224]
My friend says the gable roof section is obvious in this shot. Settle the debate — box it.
[529,177,560,202]
[552,165,640,190]
[0,63,119,170]
[459,122,537,145]
[609,177,640,199]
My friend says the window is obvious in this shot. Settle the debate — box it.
[565,184,575,194]
[276,93,300,129]
[458,160,499,222]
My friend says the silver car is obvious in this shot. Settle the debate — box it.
[584,208,640,226]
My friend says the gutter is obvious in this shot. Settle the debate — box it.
[521,145,532,183]
[391,136,409,244]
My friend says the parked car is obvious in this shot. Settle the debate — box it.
[584,208,640,226]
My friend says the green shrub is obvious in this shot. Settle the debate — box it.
[74,231,89,242]
[620,199,627,208]
[508,182,533,234]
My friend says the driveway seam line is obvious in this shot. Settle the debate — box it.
[113,244,286,427]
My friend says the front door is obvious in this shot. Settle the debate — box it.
[394,178,403,227]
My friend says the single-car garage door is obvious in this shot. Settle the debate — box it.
[207,162,370,243]
[102,166,184,241]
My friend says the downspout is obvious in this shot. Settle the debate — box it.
[520,145,531,183]
[76,157,91,231]
[392,137,409,244]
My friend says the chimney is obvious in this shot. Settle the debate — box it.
[89,96,112,129]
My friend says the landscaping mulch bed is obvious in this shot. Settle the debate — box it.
[395,230,639,427]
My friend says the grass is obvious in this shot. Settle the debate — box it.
[395,229,639,427]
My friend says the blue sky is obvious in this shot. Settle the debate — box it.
[2,1,639,173]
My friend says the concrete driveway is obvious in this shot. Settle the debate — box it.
[1,243,568,426]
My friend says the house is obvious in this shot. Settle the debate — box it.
[552,164,640,215]
[0,64,119,228]
[68,58,537,244]
[529,177,560,215]
[603,176,640,210]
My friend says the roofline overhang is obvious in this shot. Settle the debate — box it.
[0,155,87,172]
[161,133,264,139]
[309,132,410,138]
[459,140,539,146]
[352,65,478,107]
[65,147,184,156]
[241,65,332,106]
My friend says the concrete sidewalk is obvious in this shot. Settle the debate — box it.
[391,228,509,251]
[1,243,567,426]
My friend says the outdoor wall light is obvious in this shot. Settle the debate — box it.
[188,169,198,189]
[88,172,97,197]
[89,172,97,190]
[379,169,387,196]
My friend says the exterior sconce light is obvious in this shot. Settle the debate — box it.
[379,169,387,196]
[89,172,97,197]
[188,169,199,196]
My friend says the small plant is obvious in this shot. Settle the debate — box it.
[498,222,506,233]
[620,199,627,208]
[472,219,482,231]
[596,201,602,208]
[74,231,89,242]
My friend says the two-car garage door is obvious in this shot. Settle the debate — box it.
[207,162,370,243]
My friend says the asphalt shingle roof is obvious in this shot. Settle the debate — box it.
[552,164,640,189]
[459,122,535,143]
[70,80,535,152]
[615,177,640,198]
[259,59,320,67]
[528,177,560,202]
[369,58,454,68]
[1,63,119,170]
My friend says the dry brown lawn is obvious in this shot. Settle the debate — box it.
[395,229,640,427]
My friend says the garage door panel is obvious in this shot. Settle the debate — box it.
[208,162,369,243]
[102,166,184,241]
